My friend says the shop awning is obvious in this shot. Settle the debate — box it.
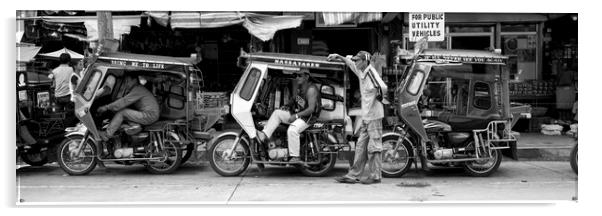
[319,12,382,26]
[146,12,304,41]
[38,48,84,59]
[17,46,42,63]
[39,15,141,41]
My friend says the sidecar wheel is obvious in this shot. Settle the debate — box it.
[463,142,502,177]
[21,147,48,166]
[298,152,337,177]
[145,141,182,174]
[57,135,97,176]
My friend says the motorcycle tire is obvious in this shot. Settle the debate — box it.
[381,134,414,178]
[463,142,502,177]
[570,145,577,174]
[21,148,48,166]
[145,141,182,174]
[298,152,337,177]
[57,135,98,176]
[209,134,251,177]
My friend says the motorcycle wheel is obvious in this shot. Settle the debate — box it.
[209,134,250,177]
[21,147,48,166]
[180,143,195,164]
[57,135,97,176]
[145,141,182,174]
[570,144,577,174]
[381,134,414,178]
[463,142,502,177]
[298,150,337,177]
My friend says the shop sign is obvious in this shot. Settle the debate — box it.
[421,55,506,64]
[409,12,445,42]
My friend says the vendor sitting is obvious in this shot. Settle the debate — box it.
[96,75,160,141]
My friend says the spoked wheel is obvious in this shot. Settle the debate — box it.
[570,144,577,174]
[381,134,414,178]
[298,146,337,177]
[145,141,182,174]
[209,135,251,177]
[463,142,502,177]
[57,135,97,175]
[21,147,49,166]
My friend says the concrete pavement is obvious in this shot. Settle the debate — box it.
[16,159,577,204]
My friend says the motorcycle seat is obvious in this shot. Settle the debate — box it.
[313,119,345,125]
[143,120,172,131]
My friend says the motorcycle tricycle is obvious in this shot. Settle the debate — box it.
[381,48,520,177]
[57,51,228,175]
[17,71,76,166]
[209,52,371,177]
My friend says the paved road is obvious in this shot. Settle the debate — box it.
[16,159,577,204]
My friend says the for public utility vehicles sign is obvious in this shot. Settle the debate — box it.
[409,12,445,42]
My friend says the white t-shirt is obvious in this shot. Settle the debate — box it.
[48,64,74,97]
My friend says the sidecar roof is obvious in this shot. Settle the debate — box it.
[240,52,347,71]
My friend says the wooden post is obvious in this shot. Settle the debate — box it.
[97,11,114,47]
[495,22,502,49]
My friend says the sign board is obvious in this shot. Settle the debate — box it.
[409,13,445,42]
[420,54,507,64]
[297,38,310,45]
[97,57,188,73]
[37,92,50,109]
[18,90,28,101]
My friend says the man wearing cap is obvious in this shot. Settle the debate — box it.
[328,51,387,184]
[257,69,321,164]
[48,53,75,111]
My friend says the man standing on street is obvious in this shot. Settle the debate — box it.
[328,51,387,184]
[48,53,74,111]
